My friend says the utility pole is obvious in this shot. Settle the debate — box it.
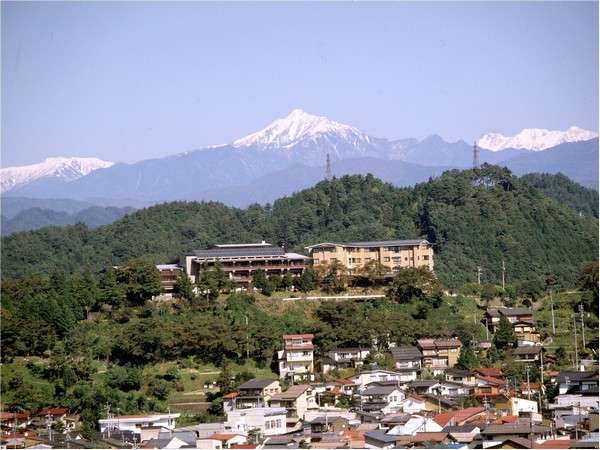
[526,365,531,400]
[573,316,579,370]
[473,141,480,169]
[244,315,250,360]
[579,304,586,348]
[485,317,489,341]
[477,266,482,285]
[501,259,506,291]
[325,153,332,180]
[550,290,556,335]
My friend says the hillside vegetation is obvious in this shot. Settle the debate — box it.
[2,165,597,287]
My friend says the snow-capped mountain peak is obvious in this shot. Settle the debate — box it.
[478,126,598,152]
[1,157,114,193]
[232,108,370,148]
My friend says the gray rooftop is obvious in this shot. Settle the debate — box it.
[364,431,400,443]
[188,246,286,259]
[238,378,278,390]
[391,346,422,361]
[362,384,401,396]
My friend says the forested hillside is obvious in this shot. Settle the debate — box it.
[2,165,597,287]
[1,206,135,236]
[520,172,598,218]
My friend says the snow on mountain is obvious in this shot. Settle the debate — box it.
[1,157,114,193]
[232,109,372,149]
[478,126,598,152]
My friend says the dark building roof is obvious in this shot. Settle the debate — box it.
[409,380,439,388]
[364,431,400,444]
[557,371,599,384]
[188,246,286,259]
[442,424,480,433]
[446,368,472,377]
[512,346,542,355]
[307,239,430,249]
[238,378,278,390]
[309,416,348,425]
[391,346,422,361]
[157,431,197,445]
[481,423,550,435]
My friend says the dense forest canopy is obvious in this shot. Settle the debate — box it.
[2,165,597,287]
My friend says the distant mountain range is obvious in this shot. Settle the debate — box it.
[1,110,597,210]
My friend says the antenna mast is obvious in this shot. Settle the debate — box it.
[473,141,480,169]
[325,153,332,180]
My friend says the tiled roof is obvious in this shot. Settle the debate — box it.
[434,407,486,427]
[238,378,278,390]
[0,412,30,421]
[283,334,314,339]
[362,384,401,396]
[189,246,286,258]
[473,368,503,377]
[37,407,68,416]
[411,432,449,443]
[269,385,310,400]
[481,423,551,435]
[557,371,599,383]
[534,439,574,448]
[390,346,422,360]
[209,433,244,441]
[364,431,400,443]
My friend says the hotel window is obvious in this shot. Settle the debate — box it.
[383,257,390,262]
[423,255,429,260]
[314,259,319,264]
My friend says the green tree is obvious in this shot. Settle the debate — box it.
[297,268,315,293]
[174,272,195,302]
[456,346,480,370]
[74,268,100,319]
[358,260,391,286]
[386,267,442,306]
[118,260,161,305]
[577,261,599,315]
[197,263,229,303]
[99,266,126,308]
[493,316,517,350]
[318,261,348,294]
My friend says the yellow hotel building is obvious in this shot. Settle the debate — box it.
[304,239,434,275]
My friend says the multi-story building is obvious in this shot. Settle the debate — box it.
[417,339,462,374]
[225,407,287,437]
[156,264,182,296]
[180,242,310,288]
[304,239,434,275]
[277,334,315,381]
[321,347,371,374]
[236,379,282,409]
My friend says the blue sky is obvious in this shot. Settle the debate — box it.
[2,1,598,166]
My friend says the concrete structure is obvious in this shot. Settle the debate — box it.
[98,413,180,435]
[225,407,287,437]
[347,370,405,391]
[305,239,434,275]
[156,264,182,296]
[417,338,462,374]
[181,242,310,288]
[277,334,315,381]
[321,348,371,374]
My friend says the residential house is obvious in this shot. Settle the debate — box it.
[268,384,316,419]
[321,347,371,374]
[347,370,404,391]
[359,384,404,414]
[0,413,31,431]
[433,407,487,428]
[200,433,247,449]
[225,407,287,437]
[408,380,471,397]
[390,346,422,381]
[98,413,180,435]
[236,379,281,409]
[476,421,552,448]
[445,369,477,386]
[401,395,427,414]
[305,239,434,276]
[492,396,540,421]
[485,308,533,332]
[307,416,349,434]
[364,431,403,449]
[277,334,315,381]
[387,415,443,435]
[417,338,462,374]
[442,424,481,444]
[510,346,542,364]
